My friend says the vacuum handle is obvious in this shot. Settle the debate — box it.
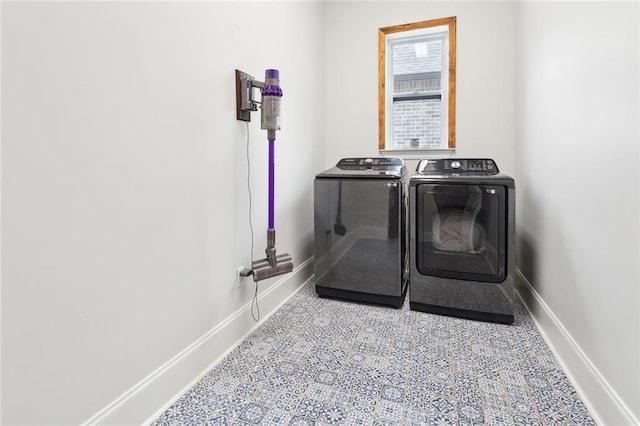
[268,138,275,229]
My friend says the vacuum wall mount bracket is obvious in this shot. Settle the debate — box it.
[235,69,264,122]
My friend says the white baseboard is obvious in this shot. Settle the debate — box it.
[83,256,314,426]
[515,268,638,426]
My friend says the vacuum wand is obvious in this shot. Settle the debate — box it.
[252,69,293,281]
[266,138,276,266]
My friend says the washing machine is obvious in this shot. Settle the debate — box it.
[314,157,408,308]
[409,158,515,324]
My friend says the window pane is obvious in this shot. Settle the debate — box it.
[390,37,445,150]
[394,73,441,95]
[392,98,442,149]
[392,39,443,80]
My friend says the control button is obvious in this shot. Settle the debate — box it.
[451,161,461,169]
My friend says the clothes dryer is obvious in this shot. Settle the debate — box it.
[409,158,515,323]
[314,157,408,307]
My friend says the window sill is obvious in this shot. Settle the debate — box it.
[379,148,455,160]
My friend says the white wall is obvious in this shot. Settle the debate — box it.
[515,1,639,423]
[323,1,516,175]
[1,2,324,424]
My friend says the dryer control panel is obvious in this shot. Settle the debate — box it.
[417,158,499,175]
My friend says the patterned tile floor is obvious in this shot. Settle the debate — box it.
[151,283,595,425]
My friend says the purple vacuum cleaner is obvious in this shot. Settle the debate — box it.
[251,69,293,281]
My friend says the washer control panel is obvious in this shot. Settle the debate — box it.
[417,158,499,175]
[338,157,404,167]
[337,157,404,170]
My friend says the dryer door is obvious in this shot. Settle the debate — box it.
[416,183,506,282]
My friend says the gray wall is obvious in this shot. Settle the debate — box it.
[1,2,324,424]
[514,1,639,421]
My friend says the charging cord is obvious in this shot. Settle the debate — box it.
[245,122,261,322]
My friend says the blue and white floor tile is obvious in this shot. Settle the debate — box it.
[151,283,595,425]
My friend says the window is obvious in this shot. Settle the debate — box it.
[378,17,456,151]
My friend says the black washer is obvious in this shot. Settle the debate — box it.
[314,157,408,308]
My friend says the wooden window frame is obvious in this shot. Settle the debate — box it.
[378,16,457,150]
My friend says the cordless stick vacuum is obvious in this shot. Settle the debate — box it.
[252,69,293,281]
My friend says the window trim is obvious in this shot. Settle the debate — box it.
[378,16,457,151]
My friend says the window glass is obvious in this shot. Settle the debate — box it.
[416,184,506,283]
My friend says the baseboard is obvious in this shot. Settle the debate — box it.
[83,256,314,426]
[515,268,638,426]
